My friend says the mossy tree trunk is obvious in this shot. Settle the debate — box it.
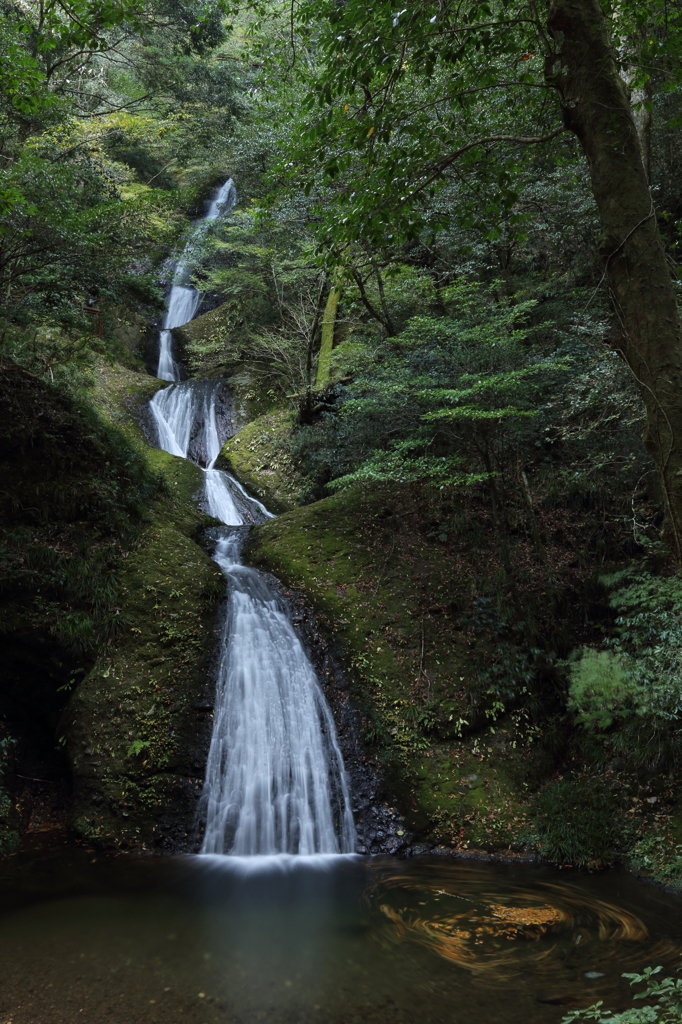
[315,284,340,389]
[545,0,682,561]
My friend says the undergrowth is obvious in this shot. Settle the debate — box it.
[530,774,631,868]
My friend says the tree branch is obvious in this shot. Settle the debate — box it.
[403,124,569,204]
[351,267,390,332]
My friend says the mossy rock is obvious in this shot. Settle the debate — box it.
[246,485,532,851]
[0,357,225,852]
[218,406,300,513]
[175,305,288,421]
[174,304,242,381]
[64,514,224,850]
[88,356,164,436]
[112,310,153,370]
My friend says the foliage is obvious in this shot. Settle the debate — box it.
[127,739,151,757]
[256,0,682,257]
[629,831,682,893]
[568,650,639,731]
[530,775,628,867]
[562,966,682,1024]
[0,0,240,359]
[568,571,682,770]
[0,362,159,653]
[0,154,179,344]
[294,278,565,498]
[182,208,329,394]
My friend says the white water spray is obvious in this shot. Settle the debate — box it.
[148,377,355,856]
[157,178,236,381]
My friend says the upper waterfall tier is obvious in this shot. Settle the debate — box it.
[157,178,236,381]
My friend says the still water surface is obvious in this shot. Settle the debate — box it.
[1,842,680,1024]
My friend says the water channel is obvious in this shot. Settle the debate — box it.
[1,179,680,1024]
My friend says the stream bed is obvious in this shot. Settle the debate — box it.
[1,842,681,1024]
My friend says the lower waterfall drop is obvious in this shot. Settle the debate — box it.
[203,532,356,856]
[148,379,356,856]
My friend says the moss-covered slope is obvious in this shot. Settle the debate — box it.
[0,358,224,853]
[218,406,300,512]
[246,486,537,854]
[245,472,682,878]
[65,511,222,850]
[65,360,225,850]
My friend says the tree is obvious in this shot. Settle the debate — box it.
[271,0,682,559]
[545,0,682,561]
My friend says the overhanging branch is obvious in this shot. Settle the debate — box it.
[404,124,569,204]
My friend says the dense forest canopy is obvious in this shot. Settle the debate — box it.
[5,0,682,541]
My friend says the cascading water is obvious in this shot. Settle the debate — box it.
[149,377,356,856]
[149,380,273,525]
[203,531,356,856]
[157,178,237,381]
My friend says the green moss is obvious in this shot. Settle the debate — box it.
[246,485,533,850]
[88,357,215,533]
[219,406,301,512]
[65,514,224,849]
[60,360,226,849]
[175,304,242,380]
[111,311,152,370]
[88,357,165,441]
[0,359,161,655]
[0,356,225,852]
[315,285,340,388]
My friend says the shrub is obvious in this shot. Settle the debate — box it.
[562,966,682,1024]
[567,570,682,770]
[531,775,627,867]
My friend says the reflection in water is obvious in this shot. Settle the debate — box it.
[0,845,681,1024]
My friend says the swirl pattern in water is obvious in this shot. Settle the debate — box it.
[367,860,680,1000]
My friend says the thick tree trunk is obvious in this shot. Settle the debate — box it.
[546,0,682,561]
[617,20,653,180]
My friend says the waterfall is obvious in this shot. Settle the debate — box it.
[148,377,356,857]
[202,533,356,856]
[157,178,237,381]
[150,380,224,466]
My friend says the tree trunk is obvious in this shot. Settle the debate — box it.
[301,274,328,421]
[621,69,652,181]
[545,0,682,561]
[617,20,653,180]
[315,283,340,388]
